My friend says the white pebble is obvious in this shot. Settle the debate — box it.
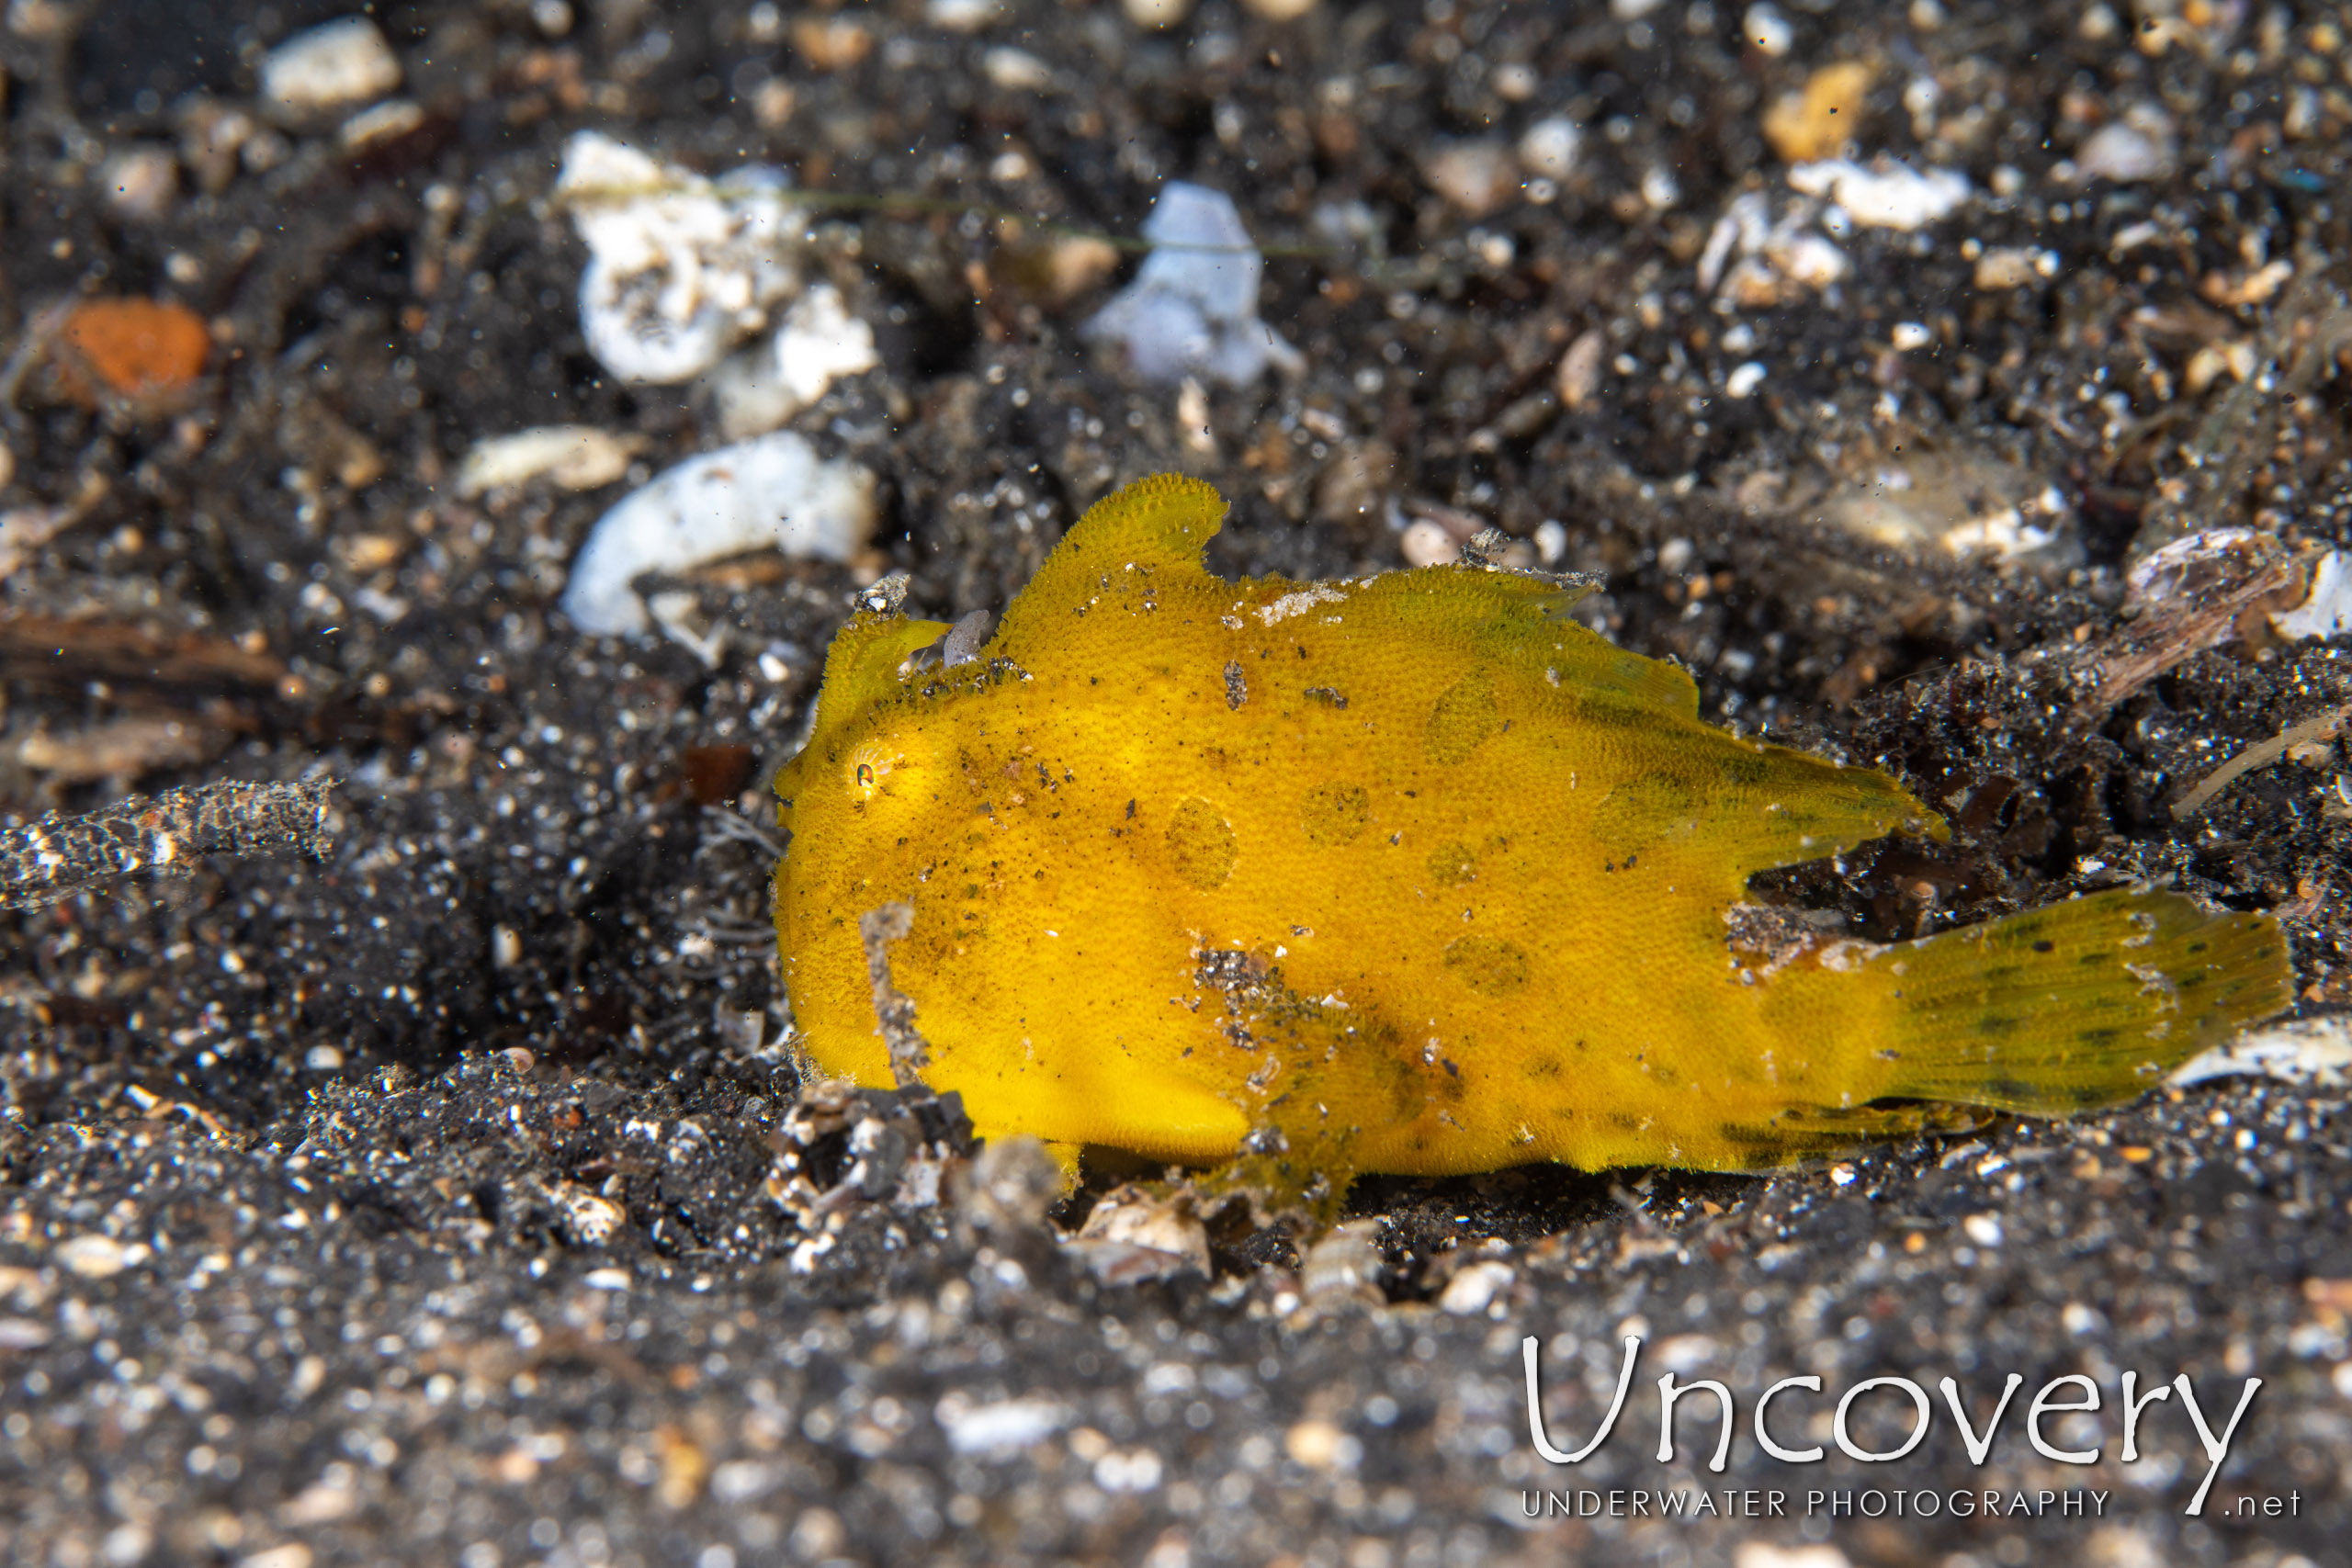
[1123,0,1193,27]
[1438,1259,1513,1315]
[1787,158,1969,231]
[563,432,876,637]
[455,426,646,498]
[1972,246,2055,290]
[939,1397,1069,1457]
[2074,119,2173,184]
[100,147,177,222]
[1743,2,1793,56]
[1889,321,1931,351]
[58,1234,139,1279]
[1422,140,1521,218]
[262,17,402,118]
[1517,117,1582,180]
[982,47,1053,92]
[1724,361,1767,399]
[1400,519,1459,568]
[924,0,1001,29]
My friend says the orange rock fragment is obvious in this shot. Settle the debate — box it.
[1763,61,1873,164]
[57,298,211,410]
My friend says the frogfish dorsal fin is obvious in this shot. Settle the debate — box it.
[990,474,1227,659]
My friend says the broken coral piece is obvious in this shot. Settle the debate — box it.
[561,431,876,637]
[558,131,802,384]
[1083,182,1302,387]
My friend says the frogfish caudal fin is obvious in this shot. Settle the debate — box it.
[1835,888,2290,1114]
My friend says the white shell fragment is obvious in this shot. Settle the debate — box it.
[2171,1016,2352,1089]
[262,17,402,118]
[1084,182,1303,387]
[558,132,803,384]
[2272,550,2352,641]
[707,283,883,440]
[1786,158,1970,231]
[772,283,880,409]
[562,432,876,637]
[454,426,649,498]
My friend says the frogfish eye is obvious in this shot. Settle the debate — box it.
[845,739,908,802]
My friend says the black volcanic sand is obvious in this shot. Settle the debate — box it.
[6,3,2352,1564]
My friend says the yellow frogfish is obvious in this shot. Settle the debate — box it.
[773,474,2290,1178]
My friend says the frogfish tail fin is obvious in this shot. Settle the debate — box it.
[1871,888,2290,1114]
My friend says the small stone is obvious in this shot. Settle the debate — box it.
[1491,62,1538,101]
[1242,0,1319,18]
[1972,246,2054,290]
[177,101,254,194]
[1517,117,1582,180]
[1743,2,1794,57]
[2073,111,2175,184]
[1122,0,1193,27]
[261,17,402,118]
[1283,1417,1362,1471]
[100,147,177,222]
[982,47,1052,92]
[337,98,426,154]
[1786,158,1968,230]
[455,426,650,498]
[923,0,1001,29]
[1762,61,1871,164]
[791,16,872,71]
[937,1395,1069,1457]
[58,1233,136,1278]
[1420,140,1520,219]
[1437,1258,1513,1314]
[1068,1184,1210,1284]
[1556,328,1606,411]
[1401,519,1459,568]
[1299,1218,1386,1308]
[57,297,211,412]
